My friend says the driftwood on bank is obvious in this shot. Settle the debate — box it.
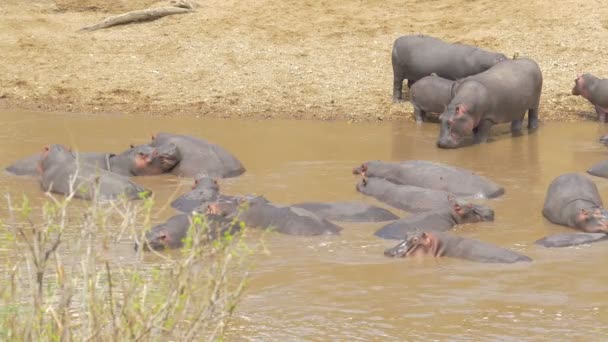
[79,0,197,32]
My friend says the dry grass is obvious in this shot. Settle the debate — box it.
[0,0,607,122]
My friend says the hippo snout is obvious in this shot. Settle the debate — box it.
[384,239,409,258]
[475,206,495,222]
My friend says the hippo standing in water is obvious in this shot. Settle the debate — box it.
[409,75,454,123]
[437,58,543,148]
[374,197,494,240]
[391,34,506,103]
[5,143,179,177]
[384,231,532,264]
[571,73,608,122]
[150,132,245,179]
[207,195,342,236]
[353,160,504,199]
[356,177,453,213]
[290,201,398,222]
[138,213,241,251]
[542,173,608,233]
[39,144,150,201]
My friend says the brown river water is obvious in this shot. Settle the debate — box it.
[1,110,608,340]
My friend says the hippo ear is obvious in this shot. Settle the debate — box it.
[130,144,135,149]
[362,177,368,186]
[43,145,50,152]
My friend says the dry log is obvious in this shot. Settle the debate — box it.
[79,6,192,32]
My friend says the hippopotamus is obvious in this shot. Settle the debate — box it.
[137,213,241,251]
[437,58,543,148]
[5,143,179,177]
[409,75,454,123]
[150,132,245,178]
[353,160,504,198]
[535,232,608,248]
[587,160,608,179]
[290,201,399,222]
[542,173,608,233]
[356,177,452,213]
[391,34,506,103]
[374,197,494,240]
[207,195,342,236]
[384,231,532,263]
[170,176,223,212]
[571,73,608,122]
[39,144,150,200]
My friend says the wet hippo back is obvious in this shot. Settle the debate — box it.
[151,132,245,179]
[542,173,603,229]
[6,151,109,177]
[356,160,504,198]
[587,160,608,179]
[535,232,608,248]
[291,201,398,222]
[437,232,532,263]
[356,177,452,212]
[374,209,456,240]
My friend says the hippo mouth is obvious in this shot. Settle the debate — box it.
[384,238,415,258]
[437,132,463,149]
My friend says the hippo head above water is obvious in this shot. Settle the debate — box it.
[126,142,180,176]
[448,196,494,224]
[192,175,219,191]
[384,231,435,258]
[575,208,608,233]
[38,144,71,174]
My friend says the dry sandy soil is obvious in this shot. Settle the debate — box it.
[1,0,607,121]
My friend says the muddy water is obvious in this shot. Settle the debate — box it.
[2,110,608,340]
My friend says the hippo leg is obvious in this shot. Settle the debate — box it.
[392,65,406,103]
[413,106,426,123]
[595,105,608,123]
[528,105,539,129]
[510,117,524,136]
[473,120,493,144]
[407,79,415,89]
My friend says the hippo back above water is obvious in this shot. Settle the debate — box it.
[542,173,608,233]
[151,132,245,179]
[353,160,504,199]
[391,34,506,102]
[409,75,455,123]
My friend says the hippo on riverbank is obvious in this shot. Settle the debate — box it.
[571,73,608,122]
[409,75,455,123]
[38,144,150,200]
[291,201,399,222]
[374,197,494,240]
[150,132,245,178]
[207,195,342,236]
[384,231,532,263]
[391,34,506,103]
[353,160,504,199]
[542,173,608,233]
[5,143,179,177]
[437,58,543,148]
[137,213,241,251]
[356,177,452,213]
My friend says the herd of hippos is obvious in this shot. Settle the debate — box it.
[5,33,608,264]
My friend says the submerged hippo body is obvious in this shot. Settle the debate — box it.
[39,145,150,201]
[208,196,342,236]
[356,177,452,213]
[535,232,608,248]
[374,198,494,240]
[587,160,608,179]
[353,160,504,198]
[290,201,398,222]
[150,132,245,178]
[391,34,506,102]
[409,75,455,123]
[139,213,241,251]
[437,58,543,149]
[542,173,608,233]
[571,73,608,122]
[385,231,531,263]
[171,176,223,212]
[5,143,178,177]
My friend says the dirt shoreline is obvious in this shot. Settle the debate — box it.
[1,0,607,122]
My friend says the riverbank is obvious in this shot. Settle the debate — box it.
[1,0,606,121]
